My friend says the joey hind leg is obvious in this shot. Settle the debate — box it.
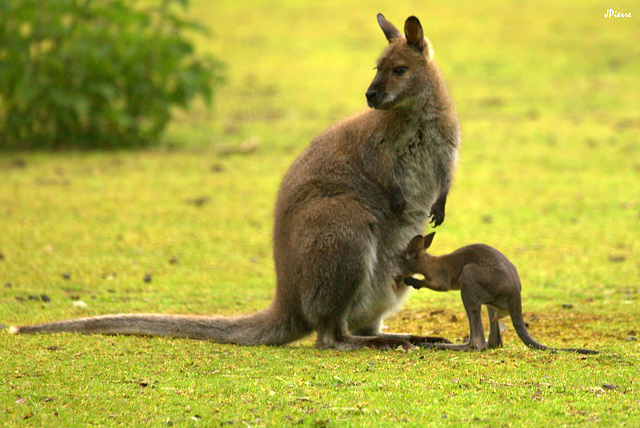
[487,306,503,349]
[423,303,486,351]
[459,280,488,351]
[462,306,487,351]
[421,280,488,351]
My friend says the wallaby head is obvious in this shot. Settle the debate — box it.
[366,14,435,110]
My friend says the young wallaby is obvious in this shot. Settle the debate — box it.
[11,15,460,350]
[401,233,599,355]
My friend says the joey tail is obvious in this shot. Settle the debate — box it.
[508,299,598,355]
[9,307,311,346]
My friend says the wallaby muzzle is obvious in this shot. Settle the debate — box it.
[365,77,387,109]
[365,87,382,108]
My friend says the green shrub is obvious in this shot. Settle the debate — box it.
[0,0,224,150]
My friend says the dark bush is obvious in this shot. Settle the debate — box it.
[0,0,224,149]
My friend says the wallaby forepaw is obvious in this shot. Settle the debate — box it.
[403,277,424,289]
[429,202,445,227]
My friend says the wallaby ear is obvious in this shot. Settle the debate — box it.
[377,13,402,43]
[404,16,426,52]
[407,235,424,257]
[423,232,436,250]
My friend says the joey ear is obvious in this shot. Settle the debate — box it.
[404,16,426,52]
[377,13,402,42]
[407,235,424,257]
[423,232,436,250]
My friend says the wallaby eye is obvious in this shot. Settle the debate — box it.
[392,66,407,76]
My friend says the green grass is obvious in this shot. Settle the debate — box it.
[2,0,640,426]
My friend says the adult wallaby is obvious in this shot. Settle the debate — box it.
[402,233,599,354]
[11,14,460,350]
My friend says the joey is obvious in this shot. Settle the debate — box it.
[402,233,599,355]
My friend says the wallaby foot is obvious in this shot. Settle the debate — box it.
[352,323,451,345]
[316,323,417,350]
[377,333,452,345]
[422,341,488,352]
[422,343,471,351]
[359,336,414,350]
[316,334,413,351]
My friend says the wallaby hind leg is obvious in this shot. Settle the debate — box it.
[487,306,503,349]
[300,208,414,351]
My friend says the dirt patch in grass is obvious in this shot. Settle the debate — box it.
[386,309,635,349]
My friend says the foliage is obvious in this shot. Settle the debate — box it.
[0,0,224,149]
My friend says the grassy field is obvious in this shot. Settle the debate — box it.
[2,0,639,426]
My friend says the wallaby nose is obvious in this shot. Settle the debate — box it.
[365,89,378,104]
[365,89,378,107]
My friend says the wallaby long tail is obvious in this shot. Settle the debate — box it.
[508,299,598,355]
[508,300,550,351]
[10,308,311,346]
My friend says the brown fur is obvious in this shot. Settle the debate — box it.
[402,233,599,354]
[11,15,460,350]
